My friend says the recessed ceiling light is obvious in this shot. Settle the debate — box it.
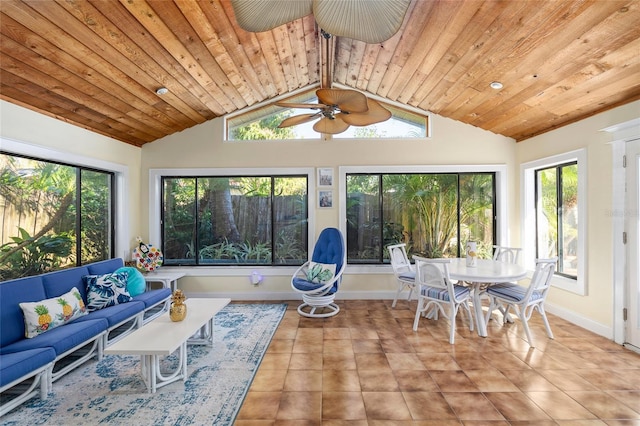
[155,87,169,95]
[490,81,503,90]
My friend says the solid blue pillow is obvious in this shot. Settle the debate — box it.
[114,266,147,297]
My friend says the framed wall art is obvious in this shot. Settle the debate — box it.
[317,168,334,187]
[318,190,333,208]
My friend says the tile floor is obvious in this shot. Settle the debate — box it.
[235,299,640,425]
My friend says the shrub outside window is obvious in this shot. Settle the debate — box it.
[161,175,308,266]
[345,172,495,263]
[0,152,114,280]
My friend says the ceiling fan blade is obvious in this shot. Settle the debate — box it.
[275,102,325,109]
[230,0,312,32]
[317,89,368,113]
[313,116,350,134]
[341,99,392,126]
[313,0,411,43]
[278,113,320,128]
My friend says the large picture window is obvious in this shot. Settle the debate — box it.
[0,152,114,280]
[535,162,578,278]
[161,175,308,266]
[345,172,496,263]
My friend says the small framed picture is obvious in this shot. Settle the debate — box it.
[317,168,334,187]
[318,190,333,208]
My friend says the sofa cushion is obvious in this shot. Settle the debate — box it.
[84,273,133,312]
[86,258,125,276]
[133,287,171,309]
[0,276,47,347]
[0,319,107,356]
[41,266,91,302]
[114,266,146,297]
[19,287,88,338]
[72,300,145,328]
[0,347,56,388]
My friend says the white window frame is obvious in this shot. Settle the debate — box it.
[521,149,587,295]
[148,167,316,275]
[339,164,508,273]
[0,137,130,260]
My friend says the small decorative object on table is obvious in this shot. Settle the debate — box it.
[132,236,163,272]
[170,289,187,322]
[466,241,477,267]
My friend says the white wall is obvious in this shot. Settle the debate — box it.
[0,101,143,256]
[516,100,640,336]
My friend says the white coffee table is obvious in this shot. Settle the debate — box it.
[104,298,230,393]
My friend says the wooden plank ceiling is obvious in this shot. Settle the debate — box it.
[1,0,639,147]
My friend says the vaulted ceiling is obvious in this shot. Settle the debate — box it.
[1,0,639,147]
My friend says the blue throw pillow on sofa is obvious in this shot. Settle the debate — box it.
[114,267,147,297]
[83,272,132,312]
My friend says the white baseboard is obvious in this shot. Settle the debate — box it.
[543,301,613,339]
[186,290,615,341]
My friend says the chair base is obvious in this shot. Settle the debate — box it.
[297,294,340,318]
[297,302,340,318]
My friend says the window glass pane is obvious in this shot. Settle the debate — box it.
[162,174,308,266]
[537,167,558,259]
[459,174,495,258]
[163,178,197,265]
[0,153,113,279]
[227,90,427,140]
[346,172,495,264]
[273,177,308,265]
[561,164,578,276]
[80,169,111,263]
[346,174,381,263]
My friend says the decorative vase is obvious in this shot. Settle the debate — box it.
[170,289,187,322]
[466,241,477,267]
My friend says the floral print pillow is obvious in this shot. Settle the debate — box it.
[306,261,336,284]
[83,272,133,312]
[19,287,88,338]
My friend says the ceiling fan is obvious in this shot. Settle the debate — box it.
[275,88,392,135]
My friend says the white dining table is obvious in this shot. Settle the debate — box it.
[446,258,528,337]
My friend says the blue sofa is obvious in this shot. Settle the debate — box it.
[0,258,172,416]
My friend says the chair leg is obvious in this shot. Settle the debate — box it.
[413,298,424,331]
[538,304,554,339]
[464,302,474,332]
[448,304,458,344]
[407,285,414,302]
[515,306,535,347]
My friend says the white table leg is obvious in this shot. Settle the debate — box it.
[472,282,488,337]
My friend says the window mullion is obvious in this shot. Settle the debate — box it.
[556,166,563,272]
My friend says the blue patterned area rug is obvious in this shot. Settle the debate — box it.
[2,303,287,426]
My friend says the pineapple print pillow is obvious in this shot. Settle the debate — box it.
[306,261,336,284]
[83,272,133,312]
[19,287,88,338]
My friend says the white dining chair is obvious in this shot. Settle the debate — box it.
[387,243,416,308]
[484,257,558,347]
[488,245,523,320]
[493,245,522,264]
[412,256,474,344]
